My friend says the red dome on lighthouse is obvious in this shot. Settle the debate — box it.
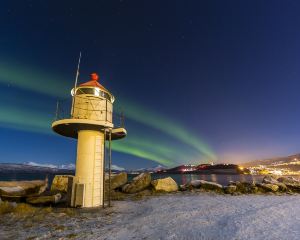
[79,73,108,92]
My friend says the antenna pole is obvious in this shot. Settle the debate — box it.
[55,100,59,120]
[71,51,82,117]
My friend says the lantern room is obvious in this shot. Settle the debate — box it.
[70,73,114,126]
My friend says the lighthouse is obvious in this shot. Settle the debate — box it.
[52,72,126,208]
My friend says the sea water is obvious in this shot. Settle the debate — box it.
[1,172,298,187]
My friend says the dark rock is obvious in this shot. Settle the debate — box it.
[184,180,223,192]
[26,193,62,205]
[276,182,288,192]
[179,185,188,191]
[228,181,240,186]
[189,180,202,188]
[0,180,47,197]
[224,185,237,194]
[261,176,288,192]
[277,176,300,185]
[197,180,223,192]
[257,183,279,192]
[235,182,257,194]
[277,176,300,192]
[122,173,151,193]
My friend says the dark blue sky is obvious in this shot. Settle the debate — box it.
[0,0,300,169]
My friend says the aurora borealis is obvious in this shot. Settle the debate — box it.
[0,59,215,166]
[1,1,300,169]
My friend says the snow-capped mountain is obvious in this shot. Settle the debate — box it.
[24,162,125,171]
[0,163,74,173]
[132,165,167,173]
[24,162,75,170]
[111,165,125,171]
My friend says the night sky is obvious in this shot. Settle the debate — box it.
[1,0,300,169]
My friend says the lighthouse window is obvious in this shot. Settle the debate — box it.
[76,88,112,102]
[76,88,95,95]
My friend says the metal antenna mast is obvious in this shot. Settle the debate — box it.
[71,51,82,117]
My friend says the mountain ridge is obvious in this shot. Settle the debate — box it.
[241,153,300,167]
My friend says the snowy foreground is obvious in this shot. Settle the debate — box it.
[1,193,300,240]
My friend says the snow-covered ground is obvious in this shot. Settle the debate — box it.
[1,193,300,240]
[97,194,300,240]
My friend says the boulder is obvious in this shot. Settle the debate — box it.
[106,172,128,190]
[189,180,202,188]
[0,180,47,197]
[258,183,279,192]
[277,177,300,192]
[276,182,288,192]
[224,185,237,194]
[184,180,223,192]
[197,180,223,191]
[228,181,262,194]
[122,173,151,193]
[228,181,238,186]
[277,176,300,185]
[262,175,279,184]
[260,176,288,192]
[151,177,178,192]
[51,175,73,193]
[179,184,188,191]
[235,182,258,194]
[26,193,62,205]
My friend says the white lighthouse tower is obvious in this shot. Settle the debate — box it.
[52,72,126,208]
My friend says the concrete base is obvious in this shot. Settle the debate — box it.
[71,130,104,207]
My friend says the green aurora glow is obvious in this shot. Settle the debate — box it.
[0,61,217,166]
[0,103,51,134]
[0,104,176,165]
[118,99,217,162]
[0,61,69,96]
[112,141,172,166]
